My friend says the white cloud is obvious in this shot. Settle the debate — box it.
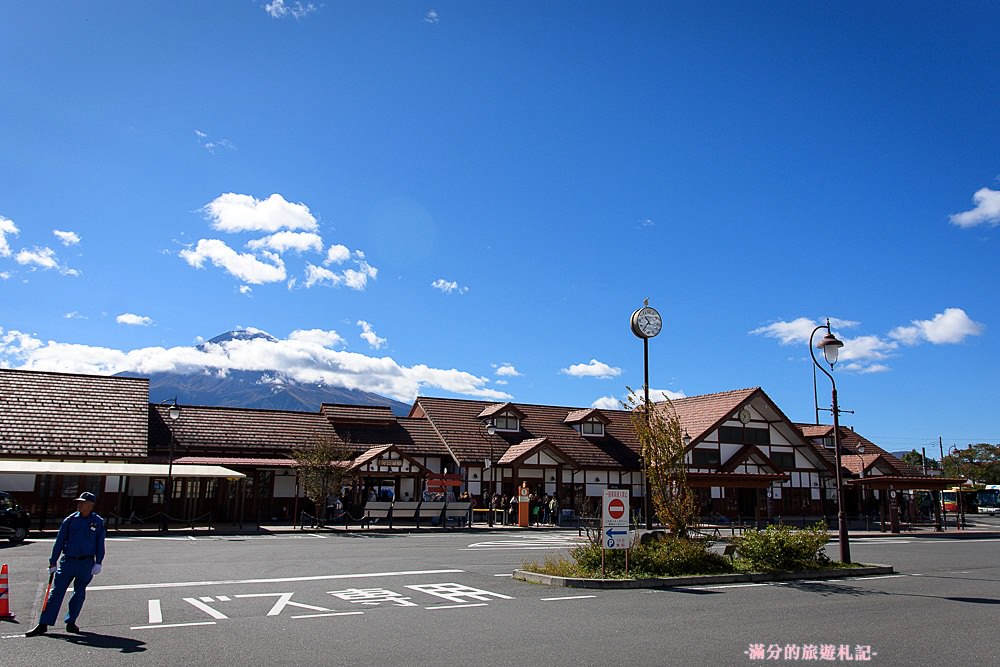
[180,239,286,284]
[560,359,622,379]
[357,320,387,350]
[14,246,79,276]
[53,229,80,246]
[749,317,858,345]
[303,263,342,288]
[239,285,252,295]
[889,308,985,345]
[246,231,323,254]
[194,130,236,154]
[0,215,18,257]
[950,187,1000,228]
[264,0,316,19]
[64,312,85,319]
[840,363,890,374]
[431,278,468,294]
[494,363,521,377]
[0,326,510,402]
[116,313,153,327]
[289,328,345,348]
[325,244,351,264]
[594,387,686,410]
[591,395,622,410]
[202,193,318,233]
[344,262,378,290]
[424,10,440,24]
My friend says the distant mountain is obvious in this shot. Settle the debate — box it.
[116,329,411,416]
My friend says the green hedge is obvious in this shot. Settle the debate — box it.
[734,522,831,571]
[525,536,733,579]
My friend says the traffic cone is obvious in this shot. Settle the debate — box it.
[0,563,15,620]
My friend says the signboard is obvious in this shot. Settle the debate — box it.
[602,489,630,549]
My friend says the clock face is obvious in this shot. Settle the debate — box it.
[738,408,752,425]
[632,307,662,338]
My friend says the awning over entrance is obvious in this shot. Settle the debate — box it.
[687,472,790,489]
[0,460,245,479]
[846,476,965,491]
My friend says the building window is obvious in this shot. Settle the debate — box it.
[692,448,721,467]
[719,425,770,446]
[581,419,604,437]
[493,415,520,432]
[770,451,796,470]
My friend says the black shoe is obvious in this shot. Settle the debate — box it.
[66,623,80,633]
[25,624,48,637]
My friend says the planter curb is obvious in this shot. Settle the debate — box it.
[512,564,895,589]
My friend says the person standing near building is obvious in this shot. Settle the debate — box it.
[25,492,106,636]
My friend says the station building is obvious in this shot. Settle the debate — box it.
[0,367,955,529]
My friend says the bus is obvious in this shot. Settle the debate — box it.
[942,487,978,514]
[978,485,1000,515]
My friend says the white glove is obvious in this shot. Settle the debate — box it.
[47,566,57,574]
[91,563,102,576]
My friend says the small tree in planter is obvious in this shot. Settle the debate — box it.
[625,390,697,538]
[293,434,356,525]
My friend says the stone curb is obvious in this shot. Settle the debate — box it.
[511,564,895,589]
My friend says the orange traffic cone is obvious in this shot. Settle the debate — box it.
[0,563,15,620]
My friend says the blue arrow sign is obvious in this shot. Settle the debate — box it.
[605,528,627,538]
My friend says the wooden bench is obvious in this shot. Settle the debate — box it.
[362,501,393,528]
[389,501,421,529]
[418,501,446,527]
[443,502,473,528]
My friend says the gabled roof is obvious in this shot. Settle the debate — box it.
[664,388,758,441]
[347,444,430,473]
[0,368,149,459]
[563,408,610,425]
[719,444,782,474]
[477,402,527,420]
[496,437,576,466]
[414,396,640,468]
[321,403,396,425]
[797,423,912,477]
[151,403,336,455]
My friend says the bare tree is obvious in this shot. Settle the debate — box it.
[625,389,696,537]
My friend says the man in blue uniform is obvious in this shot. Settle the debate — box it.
[25,491,106,636]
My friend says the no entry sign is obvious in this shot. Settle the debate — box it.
[602,489,629,527]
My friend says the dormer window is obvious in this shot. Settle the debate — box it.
[580,418,604,437]
[493,414,520,432]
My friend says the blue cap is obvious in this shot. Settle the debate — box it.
[74,492,97,503]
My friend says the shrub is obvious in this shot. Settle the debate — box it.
[526,535,733,578]
[734,522,831,572]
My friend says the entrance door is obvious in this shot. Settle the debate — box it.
[736,488,758,523]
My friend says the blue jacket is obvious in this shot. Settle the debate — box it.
[49,511,106,567]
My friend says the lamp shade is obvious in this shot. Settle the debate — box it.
[818,331,844,366]
[168,404,181,421]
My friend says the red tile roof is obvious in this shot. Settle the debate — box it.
[661,388,759,442]
[0,369,149,459]
[797,423,913,477]
[151,404,336,457]
[415,396,641,468]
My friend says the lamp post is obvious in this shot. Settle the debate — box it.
[481,420,497,527]
[630,300,663,531]
[949,445,965,529]
[160,398,181,532]
[809,319,851,564]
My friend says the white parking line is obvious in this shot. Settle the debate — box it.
[541,595,597,601]
[291,611,364,619]
[89,569,465,592]
[426,603,489,610]
[132,621,217,630]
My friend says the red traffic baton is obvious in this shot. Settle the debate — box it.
[40,570,54,613]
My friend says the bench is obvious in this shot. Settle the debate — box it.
[389,501,421,529]
[418,501,446,527]
[444,502,473,528]
[362,501,393,528]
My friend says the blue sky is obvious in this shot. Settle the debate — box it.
[2,2,998,452]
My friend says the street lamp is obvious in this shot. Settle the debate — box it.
[949,445,965,529]
[160,397,181,532]
[809,319,851,564]
[481,420,497,527]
